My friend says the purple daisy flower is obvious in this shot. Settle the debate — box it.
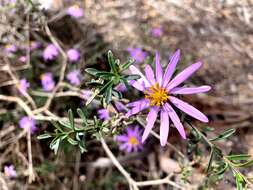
[127,48,147,63]
[67,48,80,62]
[41,72,55,91]
[98,109,110,121]
[127,50,211,146]
[43,44,59,61]
[4,44,17,54]
[4,165,17,179]
[66,69,81,86]
[17,78,30,95]
[151,26,163,38]
[19,116,37,134]
[67,5,84,18]
[116,126,143,153]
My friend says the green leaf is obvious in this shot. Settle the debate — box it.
[59,120,72,129]
[232,160,253,168]
[51,121,63,133]
[107,50,117,73]
[50,138,61,154]
[122,74,141,81]
[99,80,114,94]
[226,154,251,161]
[85,68,100,76]
[95,71,115,79]
[121,58,135,70]
[67,138,78,145]
[104,87,112,104]
[68,109,75,130]
[215,163,229,175]
[210,129,236,142]
[235,172,246,190]
[77,108,87,125]
[37,133,52,140]
[206,148,216,173]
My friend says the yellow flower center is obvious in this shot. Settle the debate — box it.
[128,136,139,145]
[145,83,169,106]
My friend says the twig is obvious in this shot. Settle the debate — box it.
[100,137,139,190]
[100,136,184,189]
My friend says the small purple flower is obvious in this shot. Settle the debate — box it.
[67,48,80,62]
[30,41,40,50]
[17,79,30,95]
[41,72,55,91]
[127,50,211,146]
[18,56,27,63]
[4,165,17,179]
[151,26,163,38]
[66,70,81,86]
[19,116,37,134]
[4,44,17,54]
[98,109,110,121]
[127,48,147,63]
[43,44,59,61]
[67,5,84,18]
[116,126,143,153]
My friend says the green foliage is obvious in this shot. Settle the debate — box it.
[37,108,108,154]
[85,50,139,105]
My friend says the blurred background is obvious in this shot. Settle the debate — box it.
[0,0,253,189]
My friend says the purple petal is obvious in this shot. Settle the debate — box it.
[142,107,159,143]
[155,51,163,85]
[129,65,149,87]
[166,62,203,90]
[117,135,128,142]
[145,65,156,85]
[126,145,132,153]
[169,96,209,122]
[162,49,180,87]
[131,81,146,91]
[164,103,186,139]
[126,100,149,116]
[170,85,211,94]
[119,143,128,150]
[160,109,169,146]
[127,99,147,107]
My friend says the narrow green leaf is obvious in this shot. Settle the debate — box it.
[68,109,75,130]
[59,120,72,129]
[123,74,141,81]
[37,133,52,140]
[85,68,100,76]
[226,154,251,161]
[67,138,78,145]
[99,80,113,94]
[121,58,135,70]
[51,121,63,133]
[77,108,87,125]
[210,129,236,142]
[206,148,215,173]
[107,50,117,73]
[50,138,61,154]
[104,86,112,104]
[232,160,253,168]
